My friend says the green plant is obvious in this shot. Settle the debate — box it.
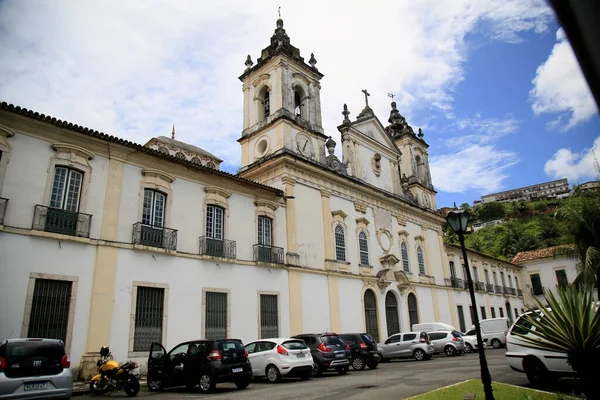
[513,287,600,399]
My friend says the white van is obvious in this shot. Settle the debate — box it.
[468,317,510,349]
[412,322,457,332]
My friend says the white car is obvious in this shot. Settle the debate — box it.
[244,338,313,383]
[459,331,486,353]
[505,310,574,386]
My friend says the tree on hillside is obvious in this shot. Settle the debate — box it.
[476,202,506,222]
[556,188,600,299]
[538,217,562,247]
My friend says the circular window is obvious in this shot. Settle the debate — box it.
[255,137,270,158]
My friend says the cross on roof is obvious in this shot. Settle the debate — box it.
[362,89,370,107]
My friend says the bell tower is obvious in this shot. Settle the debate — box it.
[238,18,329,170]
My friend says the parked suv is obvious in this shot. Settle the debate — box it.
[147,339,252,393]
[338,333,379,371]
[505,310,574,387]
[291,333,350,377]
[0,338,73,399]
[428,331,465,356]
[377,332,434,361]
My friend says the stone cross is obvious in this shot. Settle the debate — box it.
[362,89,370,107]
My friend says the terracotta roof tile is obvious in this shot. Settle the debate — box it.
[511,245,575,264]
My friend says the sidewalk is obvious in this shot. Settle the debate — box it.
[72,379,147,396]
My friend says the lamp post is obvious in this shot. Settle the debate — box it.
[446,207,494,400]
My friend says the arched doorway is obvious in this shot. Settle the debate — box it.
[385,292,400,337]
[408,293,419,330]
[364,289,379,342]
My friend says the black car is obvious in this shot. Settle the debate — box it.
[339,333,380,371]
[291,333,350,377]
[147,339,252,393]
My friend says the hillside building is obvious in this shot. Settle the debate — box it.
[478,179,570,205]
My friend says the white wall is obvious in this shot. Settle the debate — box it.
[300,273,330,333]
[521,257,578,300]
[0,234,95,368]
[414,286,435,325]
[116,164,142,243]
[294,184,324,268]
[338,278,364,333]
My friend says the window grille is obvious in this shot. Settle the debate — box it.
[408,293,419,328]
[205,292,227,339]
[133,286,164,352]
[334,225,346,261]
[364,290,379,342]
[260,294,278,339]
[50,167,83,212]
[358,231,369,265]
[28,279,72,343]
[385,292,400,336]
[484,270,490,284]
[263,93,270,118]
[417,246,425,275]
[401,242,409,272]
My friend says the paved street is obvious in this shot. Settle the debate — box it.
[76,350,582,399]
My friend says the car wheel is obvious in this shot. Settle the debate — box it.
[198,373,216,393]
[235,377,251,389]
[464,343,473,354]
[366,359,378,369]
[351,356,366,371]
[337,366,349,375]
[524,357,549,388]
[445,346,457,357]
[266,364,281,383]
[311,362,322,377]
[413,349,425,361]
[491,339,502,349]
[147,377,164,392]
[379,353,390,363]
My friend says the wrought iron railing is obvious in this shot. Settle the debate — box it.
[494,285,502,294]
[486,283,494,293]
[510,287,517,296]
[475,281,485,291]
[132,223,177,250]
[32,205,92,238]
[254,244,285,264]
[450,277,465,289]
[0,197,7,225]
[199,236,236,259]
[503,286,511,295]
[517,288,523,297]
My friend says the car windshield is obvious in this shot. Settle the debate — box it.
[321,335,344,346]
[217,340,244,352]
[282,340,308,350]
[4,341,63,364]
[361,334,375,344]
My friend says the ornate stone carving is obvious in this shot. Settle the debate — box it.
[354,201,367,213]
[324,137,347,174]
[371,153,382,177]
[376,229,393,253]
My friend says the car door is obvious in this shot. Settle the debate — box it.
[148,343,169,386]
[399,333,417,356]
[245,342,262,376]
[428,333,444,353]
[167,343,190,387]
[247,341,271,376]
[183,341,208,385]
[380,334,401,357]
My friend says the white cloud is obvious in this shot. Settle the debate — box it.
[544,136,600,182]
[447,114,519,147]
[0,0,553,170]
[530,28,598,129]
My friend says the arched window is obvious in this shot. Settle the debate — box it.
[417,246,426,275]
[408,293,419,329]
[401,242,410,272]
[257,86,270,120]
[500,271,506,287]
[294,91,302,117]
[358,231,369,266]
[364,289,379,342]
[334,225,346,261]
[385,292,400,337]
[415,155,425,181]
[293,85,307,118]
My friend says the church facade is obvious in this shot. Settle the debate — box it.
[0,18,527,379]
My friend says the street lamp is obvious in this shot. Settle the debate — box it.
[446,207,495,400]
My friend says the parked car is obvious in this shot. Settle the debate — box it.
[457,331,486,353]
[377,332,434,362]
[290,333,350,377]
[0,338,73,399]
[470,317,510,349]
[505,310,575,386]
[338,333,379,371]
[427,331,465,356]
[147,339,252,393]
[412,322,456,332]
[244,338,313,382]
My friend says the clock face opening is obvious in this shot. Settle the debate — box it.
[296,133,314,158]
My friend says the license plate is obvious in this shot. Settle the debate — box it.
[335,352,344,358]
[232,367,243,373]
[24,382,48,391]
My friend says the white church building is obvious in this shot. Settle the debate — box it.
[0,18,528,379]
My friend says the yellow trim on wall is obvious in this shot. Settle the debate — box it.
[321,190,334,260]
[283,178,297,253]
[288,270,303,335]
[431,288,441,321]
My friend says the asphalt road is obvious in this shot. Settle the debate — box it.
[80,350,582,399]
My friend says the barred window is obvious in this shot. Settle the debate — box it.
[50,167,83,212]
[205,291,227,339]
[358,231,369,265]
[334,225,346,262]
[142,189,166,227]
[206,205,224,239]
[260,294,278,339]
[27,279,72,343]
[258,216,272,246]
[133,286,164,352]
[417,246,426,275]
[401,242,410,272]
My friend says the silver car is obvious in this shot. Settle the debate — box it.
[0,338,73,399]
[428,330,465,356]
[377,332,434,361]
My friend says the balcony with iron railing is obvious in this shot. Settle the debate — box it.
[486,283,494,293]
[494,285,502,294]
[448,277,466,289]
[0,198,7,225]
[517,288,523,297]
[475,281,485,292]
[503,286,511,295]
[509,287,517,296]
[32,205,92,238]
[132,223,177,251]
[199,236,236,259]
[253,244,285,264]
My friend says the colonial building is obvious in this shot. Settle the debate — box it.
[478,178,571,205]
[0,18,526,379]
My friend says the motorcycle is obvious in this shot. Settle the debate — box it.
[90,346,141,397]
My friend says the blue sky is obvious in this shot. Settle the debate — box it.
[0,0,598,209]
